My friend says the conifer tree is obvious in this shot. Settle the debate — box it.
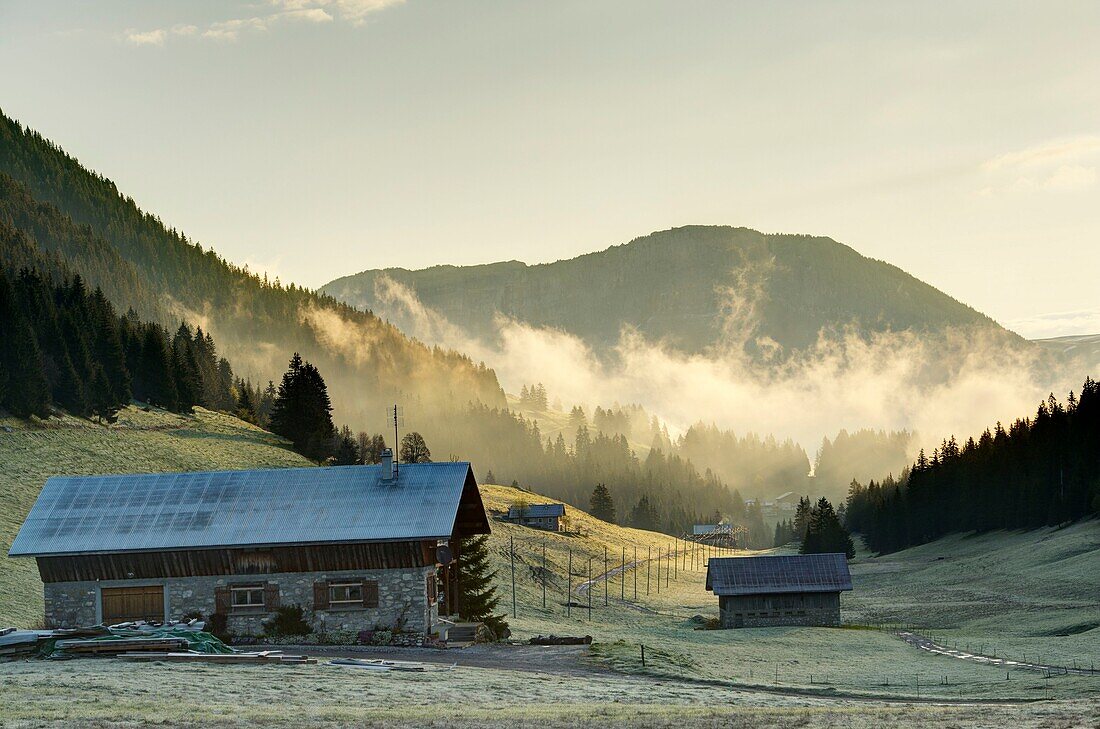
[332,425,360,465]
[89,288,130,404]
[136,325,177,410]
[454,534,509,638]
[589,483,616,522]
[629,494,659,531]
[800,497,855,558]
[4,318,51,417]
[171,323,202,411]
[269,353,336,461]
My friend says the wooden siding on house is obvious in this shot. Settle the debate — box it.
[36,541,435,583]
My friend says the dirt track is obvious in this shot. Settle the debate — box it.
[900,632,1100,677]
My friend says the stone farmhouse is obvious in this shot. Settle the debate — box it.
[8,452,489,639]
[705,553,853,628]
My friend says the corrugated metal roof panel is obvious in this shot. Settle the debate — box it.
[692,524,733,535]
[507,503,565,518]
[705,554,852,596]
[9,463,475,557]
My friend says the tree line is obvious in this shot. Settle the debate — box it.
[0,267,243,421]
[845,379,1100,553]
[770,496,854,558]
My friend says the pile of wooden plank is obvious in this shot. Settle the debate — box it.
[55,637,191,655]
[0,628,47,658]
[118,650,316,665]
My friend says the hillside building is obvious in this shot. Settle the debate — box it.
[8,452,490,639]
[504,503,565,531]
[705,553,852,628]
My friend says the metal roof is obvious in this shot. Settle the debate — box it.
[9,462,484,557]
[692,524,733,535]
[507,503,565,518]
[705,554,852,596]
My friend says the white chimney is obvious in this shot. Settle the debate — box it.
[380,448,396,480]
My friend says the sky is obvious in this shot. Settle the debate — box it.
[1,1,1099,338]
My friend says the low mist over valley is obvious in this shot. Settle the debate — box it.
[322,226,1080,490]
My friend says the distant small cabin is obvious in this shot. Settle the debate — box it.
[705,554,852,628]
[691,523,738,547]
[504,503,565,531]
[692,524,733,537]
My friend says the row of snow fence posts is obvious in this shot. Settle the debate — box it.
[506,531,741,620]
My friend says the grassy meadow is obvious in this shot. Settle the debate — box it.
[479,483,1100,701]
[0,413,1097,726]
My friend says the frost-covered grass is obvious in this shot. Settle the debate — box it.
[0,658,1096,728]
[0,406,311,627]
[845,520,1100,671]
[1,424,1097,723]
[479,484,1100,701]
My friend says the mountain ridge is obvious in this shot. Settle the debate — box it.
[322,225,1015,356]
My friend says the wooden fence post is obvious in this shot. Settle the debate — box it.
[510,534,517,619]
[567,548,572,617]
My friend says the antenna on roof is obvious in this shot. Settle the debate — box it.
[391,404,402,477]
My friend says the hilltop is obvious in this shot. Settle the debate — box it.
[323,225,1014,356]
[0,406,312,627]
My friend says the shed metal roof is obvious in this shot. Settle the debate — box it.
[507,503,565,518]
[692,524,733,535]
[705,554,852,596]
[9,462,487,557]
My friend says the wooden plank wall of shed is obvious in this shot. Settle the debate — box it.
[37,541,437,582]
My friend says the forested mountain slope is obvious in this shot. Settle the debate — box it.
[0,110,505,427]
[323,225,1014,356]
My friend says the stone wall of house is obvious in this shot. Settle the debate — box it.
[718,592,842,628]
[43,566,439,638]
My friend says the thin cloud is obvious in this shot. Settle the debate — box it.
[124,0,392,47]
[983,135,1100,172]
[980,135,1100,194]
[124,28,168,46]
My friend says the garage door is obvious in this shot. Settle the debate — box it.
[101,585,164,625]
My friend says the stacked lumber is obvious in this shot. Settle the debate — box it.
[0,629,45,658]
[118,650,316,665]
[56,637,190,655]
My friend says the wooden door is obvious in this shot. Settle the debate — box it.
[101,585,165,625]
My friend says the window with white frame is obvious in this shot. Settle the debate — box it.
[329,582,363,605]
[231,585,265,608]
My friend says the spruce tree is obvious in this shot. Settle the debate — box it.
[800,497,855,558]
[0,271,14,406]
[269,353,336,461]
[89,288,130,404]
[589,483,616,522]
[454,534,509,638]
[137,325,177,410]
[4,318,51,417]
[171,323,202,411]
[332,425,360,465]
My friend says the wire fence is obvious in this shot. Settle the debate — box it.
[499,529,736,622]
[496,528,1099,694]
